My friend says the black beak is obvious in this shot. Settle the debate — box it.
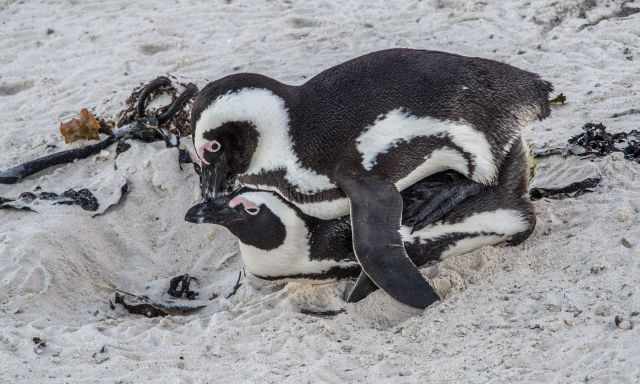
[185,195,235,225]
[200,151,230,199]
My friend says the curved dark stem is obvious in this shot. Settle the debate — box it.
[0,135,118,184]
[136,76,171,118]
[530,177,601,200]
[157,83,198,125]
[225,269,244,299]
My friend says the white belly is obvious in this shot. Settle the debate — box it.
[239,242,356,277]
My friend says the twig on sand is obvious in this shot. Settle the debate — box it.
[225,269,245,299]
[111,287,206,318]
[530,177,601,200]
[299,308,346,318]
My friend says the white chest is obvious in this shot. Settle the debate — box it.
[238,241,356,278]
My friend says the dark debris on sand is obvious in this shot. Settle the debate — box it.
[530,177,601,201]
[1,76,197,185]
[568,123,640,160]
[167,274,199,300]
[1,188,100,211]
[113,291,205,318]
[534,122,640,162]
[116,74,194,137]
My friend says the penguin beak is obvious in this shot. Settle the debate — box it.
[185,195,237,225]
[199,151,230,199]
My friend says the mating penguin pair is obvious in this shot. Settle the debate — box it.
[185,48,552,308]
[186,165,536,302]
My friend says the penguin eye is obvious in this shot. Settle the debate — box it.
[245,206,260,215]
[209,140,221,153]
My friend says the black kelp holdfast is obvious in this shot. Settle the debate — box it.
[0,76,198,184]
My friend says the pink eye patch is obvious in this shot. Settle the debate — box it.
[197,141,220,165]
[229,196,259,213]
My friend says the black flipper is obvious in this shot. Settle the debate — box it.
[404,179,485,232]
[346,271,379,303]
[335,165,440,309]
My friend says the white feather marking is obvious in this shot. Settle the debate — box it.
[400,209,529,242]
[399,209,529,250]
[239,182,350,219]
[234,191,356,277]
[291,197,350,219]
[194,88,337,194]
[356,109,497,183]
[395,148,469,192]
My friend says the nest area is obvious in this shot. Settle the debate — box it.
[116,75,194,138]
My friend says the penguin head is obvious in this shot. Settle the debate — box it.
[192,120,260,199]
[190,74,292,198]
[185,189,307,252]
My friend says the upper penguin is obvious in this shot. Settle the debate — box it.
[189,48,552,309]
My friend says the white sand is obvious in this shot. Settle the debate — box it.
[1,0,639,383]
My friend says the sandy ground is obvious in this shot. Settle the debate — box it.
[1,0,639,383]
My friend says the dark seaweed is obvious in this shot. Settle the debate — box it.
[2,188,100,211]
[57,188,99,211]
[299,308,346,318]
[167,274,199,300]
[114,292,168,318]
[568,123,625,157]
[530,177,601,200]
[535,122,640,162]
[113,292,206,318]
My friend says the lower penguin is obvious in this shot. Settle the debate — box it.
[185,171,535,303]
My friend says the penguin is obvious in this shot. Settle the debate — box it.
[187,138,536,301]
[185,136,536,302]
[188,48,552,308]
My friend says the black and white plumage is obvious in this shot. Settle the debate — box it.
[186,156,536,299]
[188,48,551,308]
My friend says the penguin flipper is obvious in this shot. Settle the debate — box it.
[404,178,485,232]
[335,168,440,309]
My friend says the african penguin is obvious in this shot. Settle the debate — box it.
[188,48,552,308]
[186,161,535,298]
